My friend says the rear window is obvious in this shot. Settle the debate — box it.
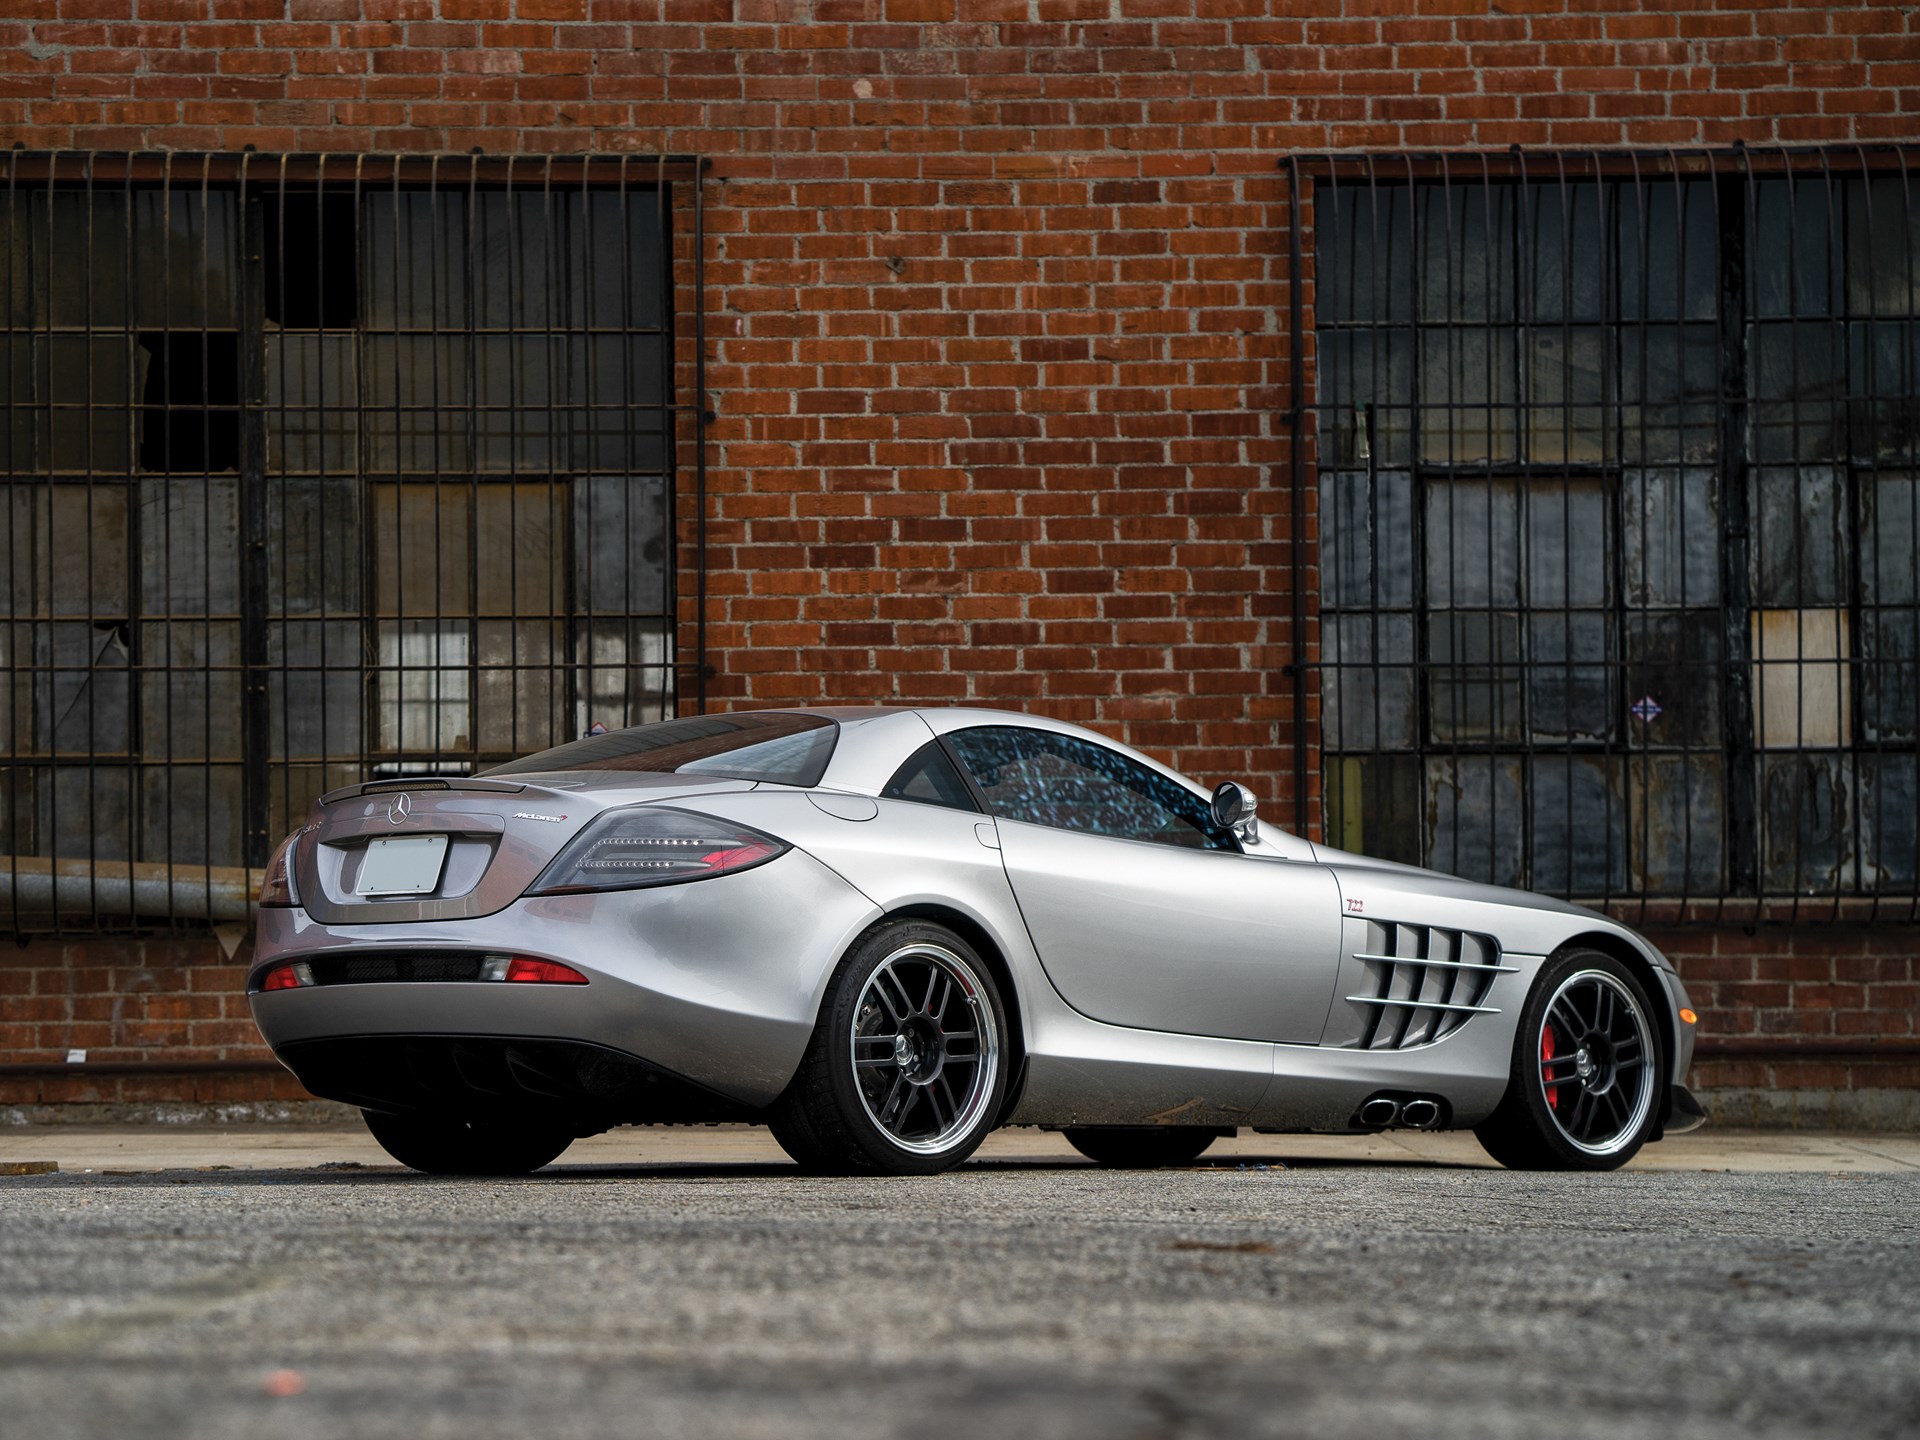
[485,713,839,787]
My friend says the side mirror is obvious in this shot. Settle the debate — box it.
[1210,781,1259,844]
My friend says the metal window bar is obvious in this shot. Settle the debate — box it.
[1296,146,1920,924]
[0,151,708,936]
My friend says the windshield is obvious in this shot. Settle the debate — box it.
[485,713,839,786]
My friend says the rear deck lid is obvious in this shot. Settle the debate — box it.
[292,774,755,924]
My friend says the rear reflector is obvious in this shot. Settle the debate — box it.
[259,961,315,992]
[503,957,589,985]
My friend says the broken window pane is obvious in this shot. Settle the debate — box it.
[1425,480,1519,607]
[1429,611,1522,744]
[1529,755,1626,895]
[33,621,132,756]
[1424,754,1525,889]
[1322,614,1416,752]
[1753,466,1849,606]
[263,191,357,329]
[1321,470,1414,610]
[1624,468,1721,608]
[1317,331,1414,468]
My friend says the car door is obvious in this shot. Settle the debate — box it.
[942,725,1344,1045]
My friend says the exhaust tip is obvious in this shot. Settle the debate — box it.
[1400,1098,1441,1129]
[1358,1097,1400,1128]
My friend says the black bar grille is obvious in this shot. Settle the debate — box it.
[1301,146,1920,923]
[0,151,707,936]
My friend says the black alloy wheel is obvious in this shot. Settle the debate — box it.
[1475,947,1663,1171]
[769,918,1008,1176]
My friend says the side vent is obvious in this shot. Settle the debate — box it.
[1341,921,1514,1050]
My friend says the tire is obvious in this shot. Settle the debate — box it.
[1062,1127,1223,1169]
[769,919,1009,1176]
[362,1109,574,1176]
[1475,948,1664,1172]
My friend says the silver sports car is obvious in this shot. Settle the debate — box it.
[248,707,1705,1176]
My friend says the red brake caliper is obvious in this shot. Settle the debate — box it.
[1541,1022,1559,1111]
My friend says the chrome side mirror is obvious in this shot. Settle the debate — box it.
[1210,781,1259,845]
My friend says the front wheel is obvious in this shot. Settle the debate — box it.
[769,919,1008,1176]
[362,1110,574,1176]
[1475,948,1663,1171]
[1063,1127,1223,1169]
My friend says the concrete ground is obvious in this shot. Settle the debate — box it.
[2,1125,1917,1440]
[3,1121,1920,1175]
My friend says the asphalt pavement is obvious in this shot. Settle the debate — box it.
[1,1125,1917,1440]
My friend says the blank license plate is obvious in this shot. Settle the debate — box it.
[355,835,450,896]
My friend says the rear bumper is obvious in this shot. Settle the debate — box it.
[275,1034,755,1129]
[248,847,882,1108]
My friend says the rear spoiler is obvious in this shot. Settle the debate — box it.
[318,775,529,806]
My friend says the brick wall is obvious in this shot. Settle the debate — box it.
[2,1,1918,1119]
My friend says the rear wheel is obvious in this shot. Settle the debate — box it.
[1475,948,1662,1172]
[1062,1127,1223,1169]
[769,919,1008,1176]
[362,1110,574,1176]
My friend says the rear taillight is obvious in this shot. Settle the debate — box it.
[503,957,588,985]
[259,831,301,908]
[257,961,314,992]
[528,807,789,895]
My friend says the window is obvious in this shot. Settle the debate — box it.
[1,155,685,912]
[1316,157,1920,901]
[944,726,1230,850]
[881,741,980,813]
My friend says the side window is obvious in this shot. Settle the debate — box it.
[944,727,1230,850]
[881,740,980,813]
